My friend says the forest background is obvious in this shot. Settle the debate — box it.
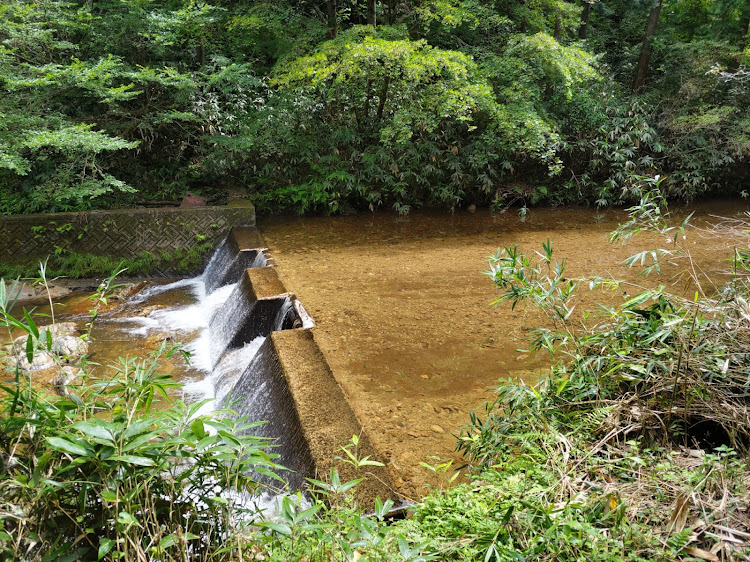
[6,2,750,559]
[2,0,749,216]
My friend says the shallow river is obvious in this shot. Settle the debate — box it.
[6,201,747,500]
[258,200,749,498]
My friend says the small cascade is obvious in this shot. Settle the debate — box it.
[221,338,315,490]
[110,226,393,503]
[205,249,267,295]
[211,337,266,404]
[272,298,302,331]
[201,237,232,292]
[203,228,269,295]
[252,252,268,268]
[207,270,289,369]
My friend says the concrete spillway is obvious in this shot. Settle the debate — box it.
[203,227,393,504]
[203,228,268,295]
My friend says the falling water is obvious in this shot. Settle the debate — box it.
[207,280,288,368]
[221,336,315,490]
[203,234,268,295]
[115,230,312,491]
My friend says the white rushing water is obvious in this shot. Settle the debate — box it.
[117,277,238,408]
[112,265,307,520]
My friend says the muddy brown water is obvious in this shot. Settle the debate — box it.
[258,201,749,499]
[4,282,207,398]
[4,201,747,501]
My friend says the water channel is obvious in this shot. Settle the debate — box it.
[6,201,749,500]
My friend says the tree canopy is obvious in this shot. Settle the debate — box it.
[1,0,749,214]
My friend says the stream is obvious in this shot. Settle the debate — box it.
[258,200,749,497]
[4,200,748,500]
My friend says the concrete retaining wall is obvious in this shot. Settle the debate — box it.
[0,204,255,276]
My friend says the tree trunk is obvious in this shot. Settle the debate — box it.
[578,1,591,39]
[367,0,376,26]
[387,0,394,24]
[739,0,750,47]
[632,0,662,94]
[327,0,337,39]
[376,75,390,121]
[553,15,562,39]
[196,40,204,68]
[363,78,373,119]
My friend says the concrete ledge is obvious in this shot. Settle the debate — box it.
[207,227,395,505]
[231,226,266,250]
[245,267,288,300]
[270,329,396,506]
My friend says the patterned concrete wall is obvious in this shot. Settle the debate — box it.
[0,205,255,276]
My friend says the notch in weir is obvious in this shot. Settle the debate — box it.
[208,267,295,369]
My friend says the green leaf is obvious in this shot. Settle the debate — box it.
[109,455,155,466]
[297,503,323,521]
[121,432,159,452]
[25,334,34,365]
[46,437,89,456]
[73,421,115,444]
[339,478,363,493]
[191,418,206,440]
[258,522,292,536]
[122,419,153,440]
[158,533,178,549]
[218,430,241,447]
[98,538,115,560]
[117,511,141,529]
[24,308,39,338]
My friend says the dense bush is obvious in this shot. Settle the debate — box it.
[2,0,750,215]
[0,299,281,559]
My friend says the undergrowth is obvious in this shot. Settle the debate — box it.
[0,275,283,559]
[446,187,750,560]
[0,244,213,279]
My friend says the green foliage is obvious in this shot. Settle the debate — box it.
[0,347,281,559]
[0,275,287,560]
[1,0,749,213]
[237,26,591,214]
[445,196,750,560]
[0,243,213,279]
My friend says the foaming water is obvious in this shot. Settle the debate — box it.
[150,283,236,372]
[131,276,202,302]
[119,281,235,372]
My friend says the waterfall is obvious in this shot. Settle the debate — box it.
[114,227,392,504]
[203,229,268,295]
[221,338,315,490]
[207,277,289,369]
[201,236,232,293]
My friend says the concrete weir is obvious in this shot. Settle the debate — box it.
[207,227,394,505]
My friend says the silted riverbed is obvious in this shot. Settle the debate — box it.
[258,201,749,498]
